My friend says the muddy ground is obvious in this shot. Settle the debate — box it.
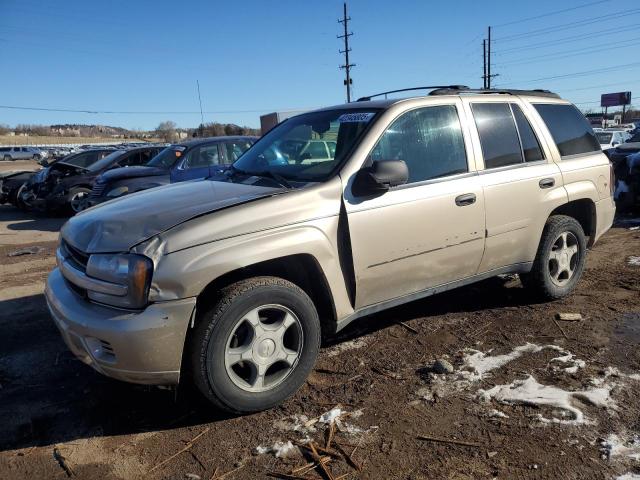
[0,201,639,480]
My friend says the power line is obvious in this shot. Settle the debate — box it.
[494,8,640,42]
[494,61,640,86]
[494,23,639,55]
[495,36,640,67]
[0,105,317,115]
[493,0,610,28]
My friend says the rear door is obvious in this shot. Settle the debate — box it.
[345,101,486,309]
[463,99,566,273]
[171,143,221,182]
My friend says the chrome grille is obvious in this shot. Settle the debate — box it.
[62,240,89,271]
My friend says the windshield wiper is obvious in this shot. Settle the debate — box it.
[225,166,292,189]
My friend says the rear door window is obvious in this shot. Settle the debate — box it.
[184,144,220,169]
[472,103,523,168]
[511,104,544,162]
[533,103,600,157]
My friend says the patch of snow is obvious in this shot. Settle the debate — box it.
[616,474,640,480]
[326,338,369,357]
[487,409,510,419]
[319,407,342,425]
[602,434,640,461]
[460,343,563,381]
[549,352,586,374]
[478,375,614,424]
[253,440,296,458]
[628,256,640,266]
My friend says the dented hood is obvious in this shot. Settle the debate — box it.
[61,179,281,253]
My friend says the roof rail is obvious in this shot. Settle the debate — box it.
[356,85,469,102]
[429,86,560,98]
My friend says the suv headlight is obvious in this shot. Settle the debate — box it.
[86,253,153,309]
[106,185,129,197]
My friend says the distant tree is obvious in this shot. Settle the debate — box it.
[156,121,179,142]
[0,124,10,135]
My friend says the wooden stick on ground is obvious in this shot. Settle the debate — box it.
[211,464,244,480]
[325,421,336,450]
[147,427,210,474]
[309,442,336,480]
[53,448,75,477]
[553,319,569,339]
[396,321,419,334]
[335,443,362,472]
[416,434,484,448]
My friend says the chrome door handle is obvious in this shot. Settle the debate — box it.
[455,193,476,206]
[539,178,555,189]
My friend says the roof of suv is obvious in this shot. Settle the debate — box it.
[315,86,568,113]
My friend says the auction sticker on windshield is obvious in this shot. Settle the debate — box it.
[338,112,375,123]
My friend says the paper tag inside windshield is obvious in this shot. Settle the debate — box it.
[338,112,375,123]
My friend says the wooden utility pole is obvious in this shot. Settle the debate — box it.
[487,26,492,89]
[483,39,487,89]
[338,2,355,102]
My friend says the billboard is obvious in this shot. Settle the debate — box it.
[601,92,631,107]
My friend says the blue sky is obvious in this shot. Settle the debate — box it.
[1,0,638,129]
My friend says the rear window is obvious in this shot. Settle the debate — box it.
[533,104,600,157]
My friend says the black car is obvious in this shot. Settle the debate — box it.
[88,136,256,205]
[1,148,114,209]
[20,146,164,214]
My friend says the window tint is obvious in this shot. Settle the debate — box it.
[511,104,544,162]
[224,141,252,162]
[184,144,219,169]
[533,104,600,157]
[371,105,468,183]
[119,152,141,167]
[472,103,523,168]
[304,141,329,159]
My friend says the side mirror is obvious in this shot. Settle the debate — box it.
[353,160,409,196]
[40,159,49,167]
[612,141,619,147]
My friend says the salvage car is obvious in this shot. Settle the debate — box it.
[88,137,256,205]
[20,146,163,214]
[0,146,47,161]
[614,150,640,209]
[46,87,615,413]
[2,149,115,209]
[595,130,630,151]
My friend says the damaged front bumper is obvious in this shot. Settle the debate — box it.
[45,267,196,385]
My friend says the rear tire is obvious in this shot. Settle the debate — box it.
[189,277,321,413]
[521,215,587,300]
[3,155,11,162]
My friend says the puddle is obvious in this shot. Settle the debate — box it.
[614,313,640,343]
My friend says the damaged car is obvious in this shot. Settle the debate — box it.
[47,87,614,413]
[20,146,163,214]
[88,137,256,206]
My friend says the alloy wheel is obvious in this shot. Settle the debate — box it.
[548,231,580,287]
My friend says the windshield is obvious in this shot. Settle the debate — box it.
[147,145,186,168]
[595,132,613,144]
[232,109,379,182]
[86,150,126,172]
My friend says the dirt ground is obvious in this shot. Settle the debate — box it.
[0,202,639,480]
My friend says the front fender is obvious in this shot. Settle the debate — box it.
[148,218,355,322]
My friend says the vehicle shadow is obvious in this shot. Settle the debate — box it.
[0,205,67,233]
[325,275,542,347]
[0,293,233,453]
[0,276,539,452]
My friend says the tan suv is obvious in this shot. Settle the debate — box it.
[46,86,615,413]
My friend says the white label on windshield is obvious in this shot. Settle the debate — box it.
[338,112,375,123]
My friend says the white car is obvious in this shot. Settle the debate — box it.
[0,146,47,161]
[595,130,631,151]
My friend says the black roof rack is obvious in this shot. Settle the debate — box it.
[356,85,469,102]
[356,85,560,102]
[429,86,560,98]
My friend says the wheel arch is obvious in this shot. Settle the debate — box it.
[193,253,338,337]
[549,198,596,247]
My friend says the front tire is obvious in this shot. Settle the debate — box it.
[67,187,91,214]
[521,215,587,300]
[189,277,321,413]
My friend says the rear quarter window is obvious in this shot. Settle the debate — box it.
[533,104,600,157]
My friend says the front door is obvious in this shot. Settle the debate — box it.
[344,102,486,309]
